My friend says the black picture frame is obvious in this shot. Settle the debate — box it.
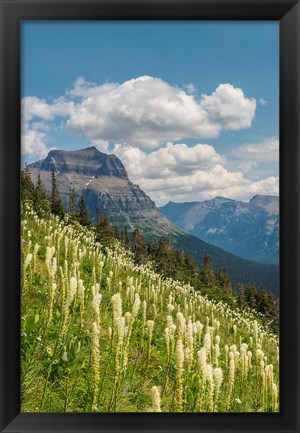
[0,1,299,432]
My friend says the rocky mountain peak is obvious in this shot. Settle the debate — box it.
[249,195,279,213]
[39,146,128,180]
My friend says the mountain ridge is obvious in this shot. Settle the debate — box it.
[160,195,279,265]
[27,146,279,295]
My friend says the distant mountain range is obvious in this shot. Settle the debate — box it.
[27,147,279,295]
[160,195,279,265]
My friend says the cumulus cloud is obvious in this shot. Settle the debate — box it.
[21,127,51,158]
[21,97,74,158]
[112,142,278,206]
[22,96,72,122]
[233,137,279,162]
[21,76,277,203]
[200,84,256,131]
[22,76,257,151]
[113,142,225,179]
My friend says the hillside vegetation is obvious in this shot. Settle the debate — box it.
[27,147,279,294]
[21,202,279,413]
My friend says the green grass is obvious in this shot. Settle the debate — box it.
[21,203,279,413]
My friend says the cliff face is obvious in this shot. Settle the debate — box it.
[27,147,177,236]
[38,146,129,179]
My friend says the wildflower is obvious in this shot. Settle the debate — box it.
[132,293,141,319]
[272,383,278,411]
[92,293,102,327]
[91,322,100,411]
[177,312,186,340]
[167,304,175,314]
[175,339,184,411]
[227,352,235,409]
[68,276,77,304]
[213,367,223,410]
[146,320,154,364]
[24,253,32,270]
[203,332,211,360]
[256,349,265,363]
[151,386,161,412]
[205,364,214,411]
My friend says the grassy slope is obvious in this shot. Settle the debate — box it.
[21,204,279,413]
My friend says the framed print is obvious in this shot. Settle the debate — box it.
[0,0,299,432]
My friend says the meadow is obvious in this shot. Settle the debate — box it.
[21,203,279,412]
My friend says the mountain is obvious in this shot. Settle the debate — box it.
[28,146,177,237]
[27,147,279,295]
[160,195,279,265]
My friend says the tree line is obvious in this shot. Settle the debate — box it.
[21,167,279,333]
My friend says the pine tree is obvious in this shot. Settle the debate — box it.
[36,174,46,197]
[50,171,65,217]
[68,188,77,219]
[184,254,199,281]
[202,251,216,287]
[21,165,35,202]
[34,174,49,212]
[123,226,130,247]
[132,228,147,263]
[78,190,90,226]
[238,285,247,309]
[218,267,234,294]
[175,248,184,267]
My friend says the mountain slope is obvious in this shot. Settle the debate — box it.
[27,147,279,294]
[160,196,279,265]
[21,203,279,412]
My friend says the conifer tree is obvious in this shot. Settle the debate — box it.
[68,188,77,219]
[36,174,46,197]
[218,267,234,294]
[50,171,65,217]
[123,226,130,247]
[202,251,216,287]
[21,165,35,202]
[34,174,49,211]
[238,285,247,309]
[78,190,90,226]
[132,228,147,263]
[95,208,101,225]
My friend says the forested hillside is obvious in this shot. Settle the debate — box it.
[21,171,279,413]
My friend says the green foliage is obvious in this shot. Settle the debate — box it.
[68,188,77,218]
[20,168,279,333]
[238,285,279,333]
[202,251,216,287]
[21,203,279,413]
[77,190,90,226]
[50,171,65,217]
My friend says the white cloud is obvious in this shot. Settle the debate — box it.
[21,127,52,159]
[21,76,277,204]
[22,97,54,123]
[233,137,279,162]
[22,76,257,151]
[184,83,196,95]
[21,97,74,158]
[112,142,278,206]
[200,84,256,131]
[22,96,75,123]
[235,161,258,174]
[259,98,268,106]
[92,139,111,153]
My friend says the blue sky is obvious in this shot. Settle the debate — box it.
[22,21,279,205]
